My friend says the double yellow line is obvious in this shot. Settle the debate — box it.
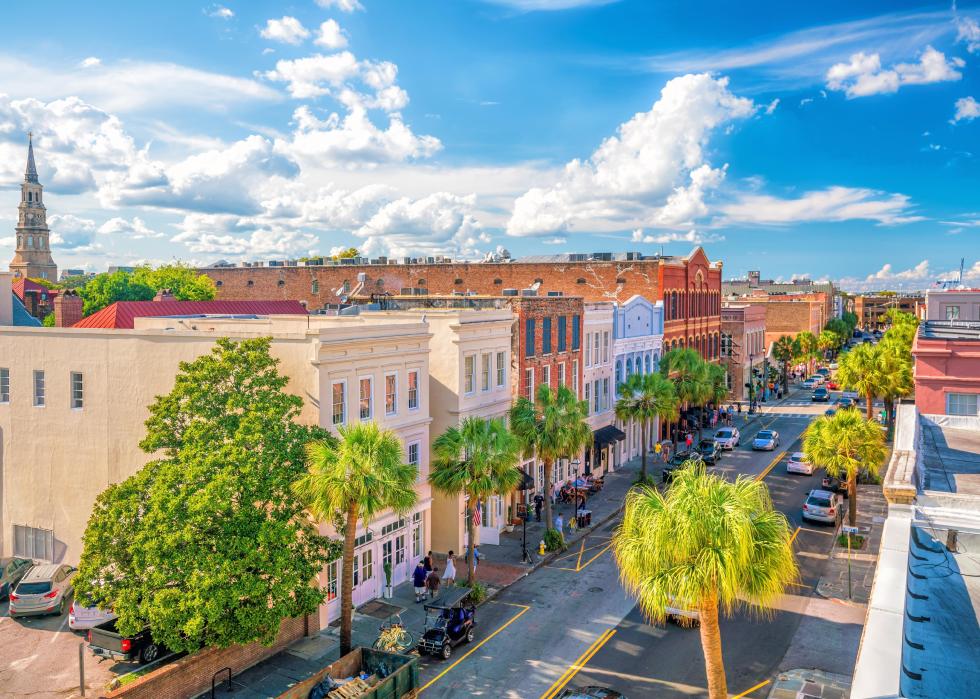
[540,628,617,699]
[755,449,787,481]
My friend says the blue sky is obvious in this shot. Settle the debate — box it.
[0,0,978,289]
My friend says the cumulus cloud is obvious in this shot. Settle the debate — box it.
[79,57,101,68]
[951,96,979,124]
[721,186,920,225]
[315,19,348,49]
[207,5,234,19]
[630,228,722,245]
[826,46,963,98]
[171,213,318,257]
[97,216,163,239]
[315,0,365,11]
[260,16,310,45]
[48,214,97,250]
[507,73,755,237]
[956,14,980,53]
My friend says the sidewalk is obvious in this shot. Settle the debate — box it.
[816,484,888,603]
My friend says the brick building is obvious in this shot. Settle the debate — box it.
[734,291,827,349]
[723,271,837,324]
[199,247,722,361]
[853,294,923,330]
[721,303,767,402]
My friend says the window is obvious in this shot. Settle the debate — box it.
[0,368,8,403]
[407,442,420,470]
[70,372,83,409]
[602,378,610,411]
[359,377,373,420]
[558,316,567,352]
[352,553,359,586]
[464,355,475,394]
[525,318,536,357]
[615,361,622,392]
[496,351,506,387]
[542,365,551,389]
[602,331,610,363]
[946,306,961,320]
[385,373,397,415]
[572,315,581,350]
[572,360,579,394]
[481,354,491,391]
[395,534,406,566]
[558,362,566,387]
[14,524,54,561]
[542,317,552,354]
[947,393,978,416]
[585,332,592,367]
[408,370,420,410]
[361,549,374,584]
[593,380,600,414]
[331,381,346,425]
[33,370,44,407]
[325,560,339,601]
[584,382,591,413]
[593,332,600,366]
[412,519,422,558]
[524,368,534,400]
[311,279,319,294]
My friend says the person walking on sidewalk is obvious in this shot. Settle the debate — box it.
[426,567,441,599]
[534,493,544,522]
[413,561,428,603]
[424,550,433,573]
[443,551,456,586]
[555,513,564,533]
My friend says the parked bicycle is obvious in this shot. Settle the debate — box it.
[372,613,414,653]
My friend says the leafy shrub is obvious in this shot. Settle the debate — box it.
[544,527,566,552]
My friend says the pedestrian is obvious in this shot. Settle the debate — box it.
[426,566,441,599]
[412,561,428,603]
[555,513,564,533]
[737,402,742,415]
[533,493,544,522]
[654,441,662,462]
[443,551,456,586]
[472,545,480,569]
[424,550,433,573]
[685,432,693,450]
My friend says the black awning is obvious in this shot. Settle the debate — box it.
[594,425,626,446]
[517,468,536,491]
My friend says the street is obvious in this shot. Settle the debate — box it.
[415,395,842,698]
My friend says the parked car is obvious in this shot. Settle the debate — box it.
[786,452,815,475]
[816,368,830,377]
[836,397,856,409]
[811,387,829,403]
[842,390,860,401]
[0,557,33,600]
[802,489,844,525]
[713,427,740,450]
[751,430,780,451]
[556,687,625,699]
[802,378,818,389]
[826,380,839,390]
[808,375,825,386]
[822,474,849,496]
[695,439,721,464]
[665,595,700,627]
[824,408,837,417]
[663,451,701,484]
[9,564,76,618]
[69,598,117,631]
[88,619,164,664]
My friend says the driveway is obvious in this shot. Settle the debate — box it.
[0,598,129,698]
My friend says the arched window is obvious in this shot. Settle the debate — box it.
[626,358,633,376]
[653,351,660,370]
[27,192,32,202]
[644,354,651,374]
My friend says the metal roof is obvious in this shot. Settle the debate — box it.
[73,300,309,329]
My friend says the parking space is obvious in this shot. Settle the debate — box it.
[0,598,128,698]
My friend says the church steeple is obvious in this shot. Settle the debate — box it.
[25,131,38,184]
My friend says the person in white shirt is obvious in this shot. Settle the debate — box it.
[443,550,457,587]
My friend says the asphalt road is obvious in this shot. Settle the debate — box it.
[415,395,838,699]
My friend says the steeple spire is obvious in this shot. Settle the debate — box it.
[25,132,38,184]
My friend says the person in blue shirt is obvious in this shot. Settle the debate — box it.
[412,561,428,603]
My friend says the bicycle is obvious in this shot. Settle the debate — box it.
[372,613,414,653]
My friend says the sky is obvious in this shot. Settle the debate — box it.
[0,0,979,291]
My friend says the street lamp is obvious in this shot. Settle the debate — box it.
[747,353,755,413]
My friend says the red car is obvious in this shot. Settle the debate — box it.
[826,380,839,390]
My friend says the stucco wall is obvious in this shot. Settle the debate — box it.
[912,333,980,415]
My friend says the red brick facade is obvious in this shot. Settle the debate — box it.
[507,296,585,402]
[658,248,724,359]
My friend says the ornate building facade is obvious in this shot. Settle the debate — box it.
[9,135,58,282]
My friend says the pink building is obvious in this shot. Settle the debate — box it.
[922,288,980,322]
[721,303,767,402]
[912,321,980,418]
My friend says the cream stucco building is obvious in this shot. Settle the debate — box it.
[0,313,433,625]
[582,302,619,478]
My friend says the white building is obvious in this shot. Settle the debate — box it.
[583,302,620,477]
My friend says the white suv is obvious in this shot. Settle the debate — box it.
[713,427,740,450]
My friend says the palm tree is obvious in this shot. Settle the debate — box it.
[803,409,886,526]
[614,463,797,699]
[615,373,679,482]
[510,384,591,533]
[793,331,818,375]
[772,335,794,392]
[837,342,889,421]
[818,330,839,359]
[659,348,709,443]
[703,363,729,428]
[294,422,418,655]
[429,417,523,584]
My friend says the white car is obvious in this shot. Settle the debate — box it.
[713,427,740,450]
[801,378,818,389]
[68,599,116,631]
[808,375,825,386]
[665,595,700,627]
[786,452,815,475]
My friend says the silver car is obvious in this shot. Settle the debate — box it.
[9,564,77,617]
[1,557,33,600]
[751,430,780,451]
[802,489,844,525]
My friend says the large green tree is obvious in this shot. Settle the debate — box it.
[837,342,890,421]
[509,384,591,536]
[430,417,523,584]
[75,337,335,653]
[614,464,797,699]
[803,409,886,525]
[615,373,679,482]
[294,422,418,656]
[78,264,216,315]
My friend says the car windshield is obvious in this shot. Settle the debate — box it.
[807,496,832,508]
[715,430,732,438]
[791,453,806,461]
[17,581,52,594]
[756,431,774,439]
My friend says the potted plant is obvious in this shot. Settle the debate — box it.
[383,561,393,599]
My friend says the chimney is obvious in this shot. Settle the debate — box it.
[748,271,761,287]
[54,290,84,328]
[153,288,176,302]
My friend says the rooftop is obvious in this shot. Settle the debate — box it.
[919,421,980,497]
[73,300,309,329]
[919,320,980,341]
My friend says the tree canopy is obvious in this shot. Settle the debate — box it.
[75,337,336,652]
[76,264,216,315]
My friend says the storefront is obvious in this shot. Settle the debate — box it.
[590,425,625,476]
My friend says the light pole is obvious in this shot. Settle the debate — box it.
[747,353,755,413]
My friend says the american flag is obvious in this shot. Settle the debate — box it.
[472,501,482,527]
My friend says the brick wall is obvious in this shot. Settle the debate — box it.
[509,296,585,401]
[102,614,314,699]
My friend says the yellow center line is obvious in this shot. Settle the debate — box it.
[540,628,617,699]
[418,603,531,694]
[755,450,787,481]
[789,526,801,544]
[732,679,772,698]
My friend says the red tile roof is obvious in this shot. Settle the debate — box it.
[73,300,308,329]
[11,277,59,302]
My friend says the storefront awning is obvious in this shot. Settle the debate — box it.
[594,425,626,446]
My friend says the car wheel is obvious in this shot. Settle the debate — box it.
[465,628,475,643]
[441,643,453,660]
[140,643,161,665]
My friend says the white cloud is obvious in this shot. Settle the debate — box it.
[507,73,755,237]
[764,98,780,114]
[48,214,97,250]
[207,5,234,19]
[79,56,101,68]
[721,187,920,225]
[799,97,814,106]
[542,236,567,245]
[260,17,310,45]
[956,14,980,53]
[97,216,163,239]
[826,46,963,98]
[263,52,361,98]
[630,228,722,245]
[951,96,980,124]
[171,213,318,258]
[315,19,348,49]
[867,260,931,282]
[315,0,364,11]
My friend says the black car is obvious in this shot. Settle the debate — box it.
[812,387,830,402]
[663,451,701,483]
[417,588,476,660]
[556,687,625,699]
[695,439,721,464]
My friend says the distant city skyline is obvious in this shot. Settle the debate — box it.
[0,0,978,291]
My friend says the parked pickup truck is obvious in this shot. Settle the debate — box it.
[88,618,164,664]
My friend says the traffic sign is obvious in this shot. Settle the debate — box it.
[842,525,859,535]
